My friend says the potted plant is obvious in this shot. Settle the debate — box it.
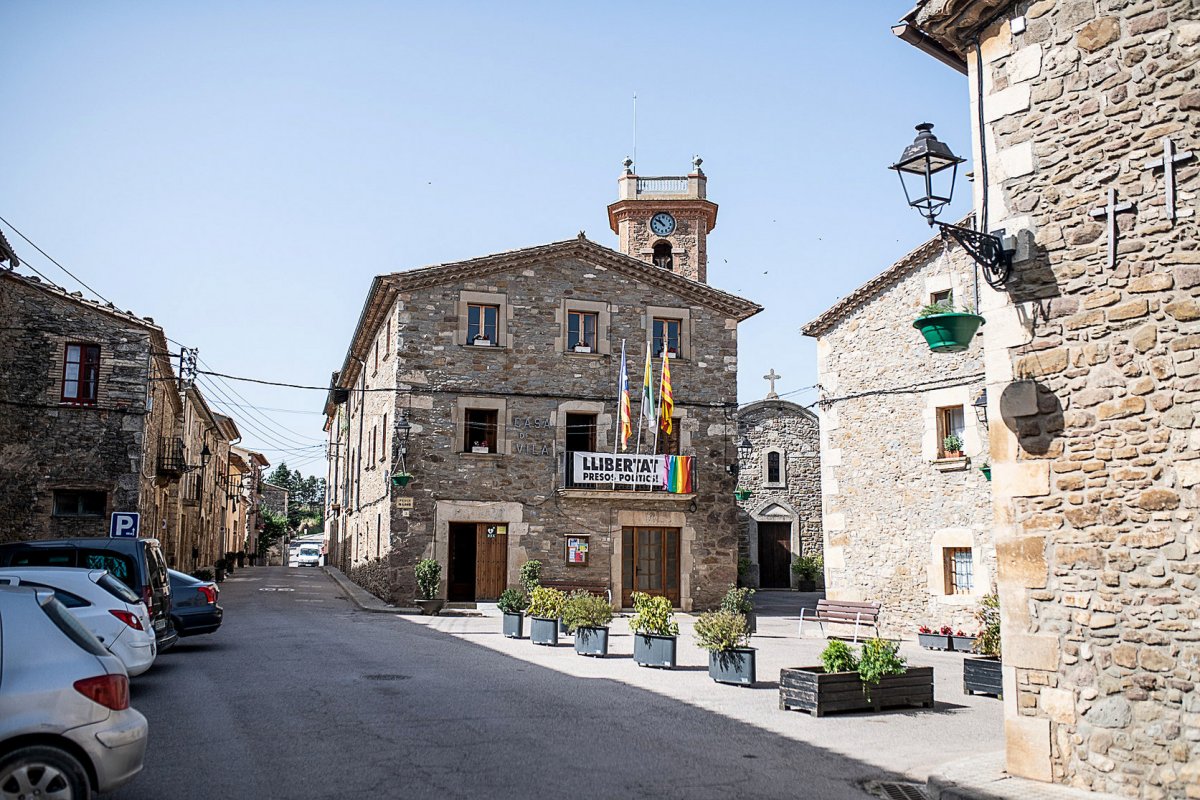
[780,639,934,716]
[526,586,566,646]
[471,440,490,454]
[791,554,822,592]
[391,470,413,487]
[979,460,992,481]
[964,593,1002,698]
[561,591,614,657]
[572,340,592,354]
[917,625,950,650]
[413,558,444,615]
[720,585,756,634]
[912,300,985,353]
[695,609,755,685]
[630,592,679,668]
[950,629,976,652]
[942,434,964,459]
[214,558,226,582]
[471,333,493,347]
[733,487,752,502]
[498,587,528,638]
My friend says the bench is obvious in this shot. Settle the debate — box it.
[798,599,881,643]
[541,580,613,606]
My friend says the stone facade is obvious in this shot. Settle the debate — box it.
[735,397,822,589]
[325,228,760,610]
[804,234,995,634]
[607,164,717,284]
[906,1,1200,795]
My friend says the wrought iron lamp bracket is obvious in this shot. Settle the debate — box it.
[937,222,1013,290]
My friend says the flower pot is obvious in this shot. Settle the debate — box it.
[558,618,571,636]
[573,345,592,354]
[530,616,559,646]
[734,489,752,501]
[472,338,493,347]
[415,599,444,616]
[633,634,677,668]
[780,666,935,716]
[918,633,951,651]
[745,612,757,635]
[943,450,962,459]
[980,465,992,481]
[963,656,1003,698]
[708,648,756,686]
[471,446,490,454]
[214,567,225,582]
[797,579,817,592]
[913,312,985,353]
[573,626,609,657]
[502,611,525,639]
[391,473,412,487]
[950,635,977,653]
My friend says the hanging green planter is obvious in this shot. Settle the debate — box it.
[391,471,413,487]
[980,465,992,481]
[913,312,986,353]
[733,488,752,502]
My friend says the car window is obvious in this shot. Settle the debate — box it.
[78,551,136,588]
[0,578,89,608]
[40,595,108,656]
[97,573,141,605]
[148,545,169,593]
[9,550,78,568]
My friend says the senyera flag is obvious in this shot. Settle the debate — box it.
[619,343,632,451]
[659,349,674,435]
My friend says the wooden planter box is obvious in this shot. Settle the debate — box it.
[963,656,1002,698]
[918,633,950,650]
[633,634,677,668]
[779,666,935,717]
[502,611,524,639]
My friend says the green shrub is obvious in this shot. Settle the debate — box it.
[720,585,755,615]
[526,586,566,619]
[820,640,858,674]
[736,556,752,585]
[191,568,215,582]
[790,555,823,582]
[918,299,956,318]
[497,587,527,614]
[974,593,1001,658]
[693,610,750,653]
[629,592,679,637]
[414,558,441,600]
[519,560,542,595]
[857,638,907,698]
[560,591,614,632]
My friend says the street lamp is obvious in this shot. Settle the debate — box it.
[890,123,1015,289]
[391,415,414,487]
[182,443,211,474]
[728,434,753,476]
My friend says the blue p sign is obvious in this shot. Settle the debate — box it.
[110,512,140,539]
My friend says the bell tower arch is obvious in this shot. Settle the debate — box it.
[607,156,718,284]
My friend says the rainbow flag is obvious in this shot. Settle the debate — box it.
[662,455,694,494]
[659,349,674,435]
[619,342,632,451]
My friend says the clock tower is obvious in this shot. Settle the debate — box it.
[607,156,718,284]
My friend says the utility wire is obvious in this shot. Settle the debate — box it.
[0,214,112,305]
[196,375,326,453]
[198,357,322,442]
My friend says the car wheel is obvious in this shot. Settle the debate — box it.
[0,745,91,800]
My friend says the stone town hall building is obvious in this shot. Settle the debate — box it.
[324,163,760,609]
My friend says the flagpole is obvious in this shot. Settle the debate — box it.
[613,340,624,490]
[652,352,664,455]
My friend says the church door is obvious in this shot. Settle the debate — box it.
[757,522,792,589]
[621,527,680,607]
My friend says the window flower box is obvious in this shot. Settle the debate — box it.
[471,336,494,347]
[471,446,490,454]
[572,344,592,354]
[917,631,951,651]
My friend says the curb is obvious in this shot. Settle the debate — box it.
[927,753,1127,800]
[321,566,484,617]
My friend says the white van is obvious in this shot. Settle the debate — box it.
[297,545,321,567]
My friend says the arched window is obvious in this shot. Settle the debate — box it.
[767,451,781,484]
[653,241,673,271]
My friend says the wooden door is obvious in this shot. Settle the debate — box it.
[757,522,792,589]
[475,524,508,602]
[621,527,680,607]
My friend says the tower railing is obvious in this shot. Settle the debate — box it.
[636,177,689,194]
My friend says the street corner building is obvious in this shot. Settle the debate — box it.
[803,232,995,635]
[899,0,1199,795]
[323,162,761,610]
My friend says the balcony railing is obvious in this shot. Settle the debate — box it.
[636,177,688,195]
[181,473,202,506]
[156,438,186,479]
[559,451,696,494]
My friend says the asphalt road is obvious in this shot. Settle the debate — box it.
[107,567,893,800]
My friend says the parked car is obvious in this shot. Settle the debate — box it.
[0,585,148,799]
[167,569,222,637]
[0,538,177,651]
[297,545,321,567]
[0,567,156,676]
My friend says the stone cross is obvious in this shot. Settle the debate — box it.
[763,369,781,399]
[1089,188,1135,268]
[1140,137,1194,223]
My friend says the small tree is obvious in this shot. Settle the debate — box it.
[414,559,441,600]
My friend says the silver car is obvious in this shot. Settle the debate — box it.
[0,585,148,799]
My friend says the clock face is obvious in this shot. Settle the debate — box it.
[650,212,676,236]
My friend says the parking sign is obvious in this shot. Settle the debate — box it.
[110,512,140,539]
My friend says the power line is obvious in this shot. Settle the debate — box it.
[197,357,322,442]
[0,214,112,305]
[207,399,324,415]
[196,375,325,452]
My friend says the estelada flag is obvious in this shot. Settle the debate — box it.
[659,349,674,435]
[619,343,632,451]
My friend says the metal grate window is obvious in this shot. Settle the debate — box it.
[944,547,974,594]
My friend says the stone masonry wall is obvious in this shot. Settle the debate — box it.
[813,239,995,635]
[363,251,742,609]
[955,2,1200,795]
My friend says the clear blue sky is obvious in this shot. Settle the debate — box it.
[3,1,973,474]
